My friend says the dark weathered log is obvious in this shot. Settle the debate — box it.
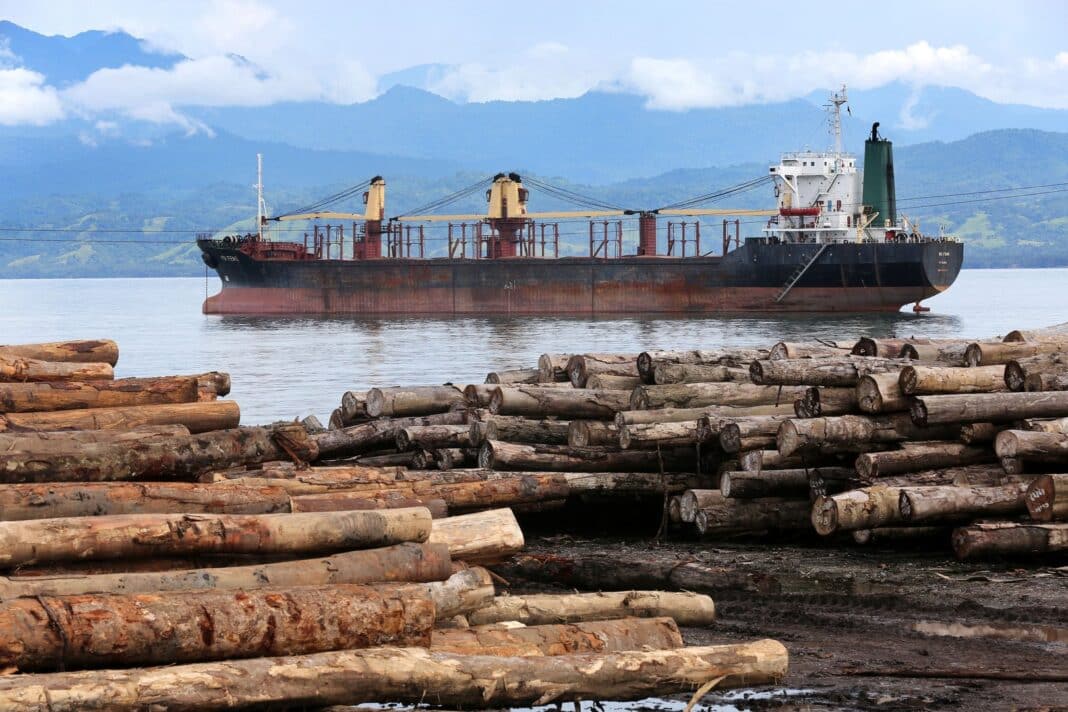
[899,340,972,365]
[0,482,291,520]
[739,449,814,473]
[750,357,902,387]
[1026,372,1068,392]
[434,447,477,470]
[851,526,949,545]
[567,420,619,447]
[668,496,683,523]
[328,408,346,429]
[855,442,993,479]
[395,425,473,451]
[537,353,571,382]
[952,522,1068,559]
[795,387,858,418]
[0,423,315,483]
[486,368,540,385]
[479,415,570,445]
[313,412,468,459]
[0,639,788,710]
[428,508,524,564]
[769,341,852,360]
[1025,474,1068,522]
[0,584,434,672]
[562,471,708,495]
[852,337,914,358]
[289,492,449,518]
[490,386,629,419]
[0,425,189,453]
[721,467,852,500]
[995,429,1068,465]
[898,483,1029,523]
[0,339,119,366]
[0,400,241,434]
[812,486,905,535]
[638,348,769,383]
[431,617,683,656]
[479,440,707,473]
[0,376,200,413]
[0,355,113,383]
[619,420,699,449]
[910,392,1068,427]
[777,414,958,457]
[195,372,231,399]
[806,467,866,500]
[631,383,806,411]
[717,416,792,453]
[340,390,369,422]
[617,403,795,427]
[678,489,724,523]
[1021,416,1068,435]
[654,363,748,385]
[695,497,812,535]
[0,541,451,598]
[584,374,643,390]
[899,364,1006,395]
[365,386,466,418]
[856,372,909,414]
[1004,354,1068,391]
[959,422,1003,444]
[566,354,638,388]
[965,340,1068,367]
[468,590,716,627]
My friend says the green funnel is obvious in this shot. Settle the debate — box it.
[862,122,896,227]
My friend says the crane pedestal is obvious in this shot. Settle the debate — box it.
[638,213,658,255]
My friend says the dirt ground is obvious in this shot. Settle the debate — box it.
[494,505,1068,711]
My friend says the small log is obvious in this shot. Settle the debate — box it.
[619,420,698,449]
[567,420,619,447]
[898,340,972,365]
[1004,323,1068,342]
[631,383,806,411]
[429,508,524,564]
[812,486,904,535]
[1004,354,1068,391]
[1021,416,1068,435]
[0,640,788,710]
[0,355,113,383]
[965,340,1068,367]
[852,337,913,358]
[0,585,434,672]
[952,522,1068,559]
[653,363,747,385]
[769,341,852,359]
[855,442,993,479]
[537,353,571,382]
[995,429,1068,465]
[617,403,794,427]
[290,492,449,518]
[959,422,1003,444]
[434,447,477,470]
[0,339,118,365]
[468,590,715,627]
[480,415,570,445]
[899,364,1006,395]
[414,566,496,619]
[1025,474,1068,522]
[899,483,1029,523]
[695,497,812,534]
[777,414,958,457]
[910,391,1068,426]
[395,425,473,451]
[486,368,539,385]
[1027,372,1068,392]
[718,416,792,453]
[856,372,909,414]
[490,386,629,419]
[0,425,189,453]
[340,390,369,422]
[679,489,725,523]
[431,617,683,656]
[739,449,811,473]
[479,440,706,473]
[365,386,466,418]
[562,471,707,495]
[750,357,902,387]
[585,374,643,390]
[638,348,769,383]
[566,354,638,388]
[795,387,858,418]
[0,376,200,413]
[0,400,240,434]
[721,467,853,500]
[313,412,467,459]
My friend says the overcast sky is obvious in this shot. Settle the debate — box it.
[1,0,1066,129]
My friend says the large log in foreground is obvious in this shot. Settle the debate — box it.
[631,383,806,411]
[777,414,958,457]
[898,365,1006,395]
[910,392,1068,426]
[0,425,189,453]
[0,584,435,672]
[952,522,1068,559]
[1025,474,1068,522]
[366,386,465,418]
[0,640,789,711]
[0,339,119,366]
[428,508,524,565]
[0,376,200,413]
[899,483,1030,523]
[0,400,240,434]
[468,590,716,626]
[0,542,452,598]
[994,429,1068,463]
[749,357,901,387]
[490,386,630,419]
[812,486,904,535]
[0,508,433,567]
[855,442,993,479]
[0,355,113,383]
[431,617,683,657]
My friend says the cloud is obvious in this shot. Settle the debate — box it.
[0,68,65,125]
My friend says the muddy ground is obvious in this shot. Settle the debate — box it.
[494,504,1068,711]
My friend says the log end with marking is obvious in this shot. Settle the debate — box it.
[1024,475,1056,522]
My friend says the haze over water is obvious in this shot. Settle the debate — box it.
[3,268,1065,424]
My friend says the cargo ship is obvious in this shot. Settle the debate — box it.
[198,88,963,315]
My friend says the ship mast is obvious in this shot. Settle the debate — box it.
[255,153,266,241]
[826,85,848,165]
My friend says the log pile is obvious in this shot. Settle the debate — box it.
[0,339,785,708]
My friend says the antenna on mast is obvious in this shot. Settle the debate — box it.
[255,153,266,241]
[825,85,849,157]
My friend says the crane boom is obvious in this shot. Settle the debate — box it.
[272,211,367,222]
[656,208,778,217]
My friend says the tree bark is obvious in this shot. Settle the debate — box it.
[1024,474,1068,522]
[694,497,812,535]
[431,617,683,657]
[0,640,789,711]
[0,401,240,434]
[366,386,466,418]
[856,372,909,414]
[811,486,904,535]
[0,424,316,483]
[428,508,525,565]
[769,341,853,359]
[480,440,707,473]
[395,425,473,451]
[899,364,1006,395]
[0,425,189,453]
[631,383,806,410]
[619,420,699,449]
[566,354,638,388]
[898,483,1029,523]
[313,412,468,459]
[537,353,571,382]
[0,376,200,413]
[721,468,852,499]
[0,356,113,383]
[750,357,902,387]
[490,386,629,419]
[0,339,119,366]
[585,374,643,390]
[777,414,957,457]
[0,584,434,672]
[468,590,715,627]
[795,387,858,418]
[653,363,748,385]
[952,522,1068,559]
[289,493,449,519]
[567,421,619,447]
[910,391,1068,426]
[617,403,795,427]
[485,369,540,385]
[994,429,1068,464]
[855,442,993,479]
[478,415,570,445]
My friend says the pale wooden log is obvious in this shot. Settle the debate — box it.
[995,429,1068,464]
[396,425,473,451]
[0,400,239,434]
[0,376,200,413]
[0,425,189,453]
[0,356,113,383]
[289,492,449,519]
[1004,354,1068,391]
[0,584,434,672]
[537,353,571,382]
[567,420,619,447]
[566,354,638,388]
[750,357,902,387]
[965,340,1068,367]
[695,497,812,534]
[1003,323,1068,342]
[365,386,466,418]
[414,566,496,620]
[617,403,794,427]
[0,508,432,567]
[313,412,468,459]
[429,508,524,565]
[0,542,451,599]
[340,390,369,422]
[485,368,539,385]
[637,349,769,383]
[910,392,1068,427]
[898,483,1029,523]
[959,422,1003,444]
[777,414,958,457]
[795,387,858,418]
[0,482,291,520]
[468,590,715,627]
[480,415,570,445]
[1021,417,1068,435]
[679,489,724,523]
[812,486,904,535]
[721,468,852,499]
[899,340,972,365]
[0,423,315,483]
[855,442,993,479]
[619,420,698,449]
[856,372,909,414]
[653,363,747,385]
[1024,474,1068,522]
[490,386,629,419]
[952,522,1068,559]
[0,639,788,710]
[631,383,806,411]
[562,471,707,495]
[585,374,642,390]
[769,341,852,359]
[1027,372,1068,392]
[479,440,705,473]
[718,416,793,453]
[431,617,683,656]
[0,339,118,366]
[899,364,1007,395]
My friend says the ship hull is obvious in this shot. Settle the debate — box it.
[198,240,963,315]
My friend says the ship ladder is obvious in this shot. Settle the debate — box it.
[773,244,828,304]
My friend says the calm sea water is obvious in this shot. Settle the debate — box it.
[2,268,1065,424]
